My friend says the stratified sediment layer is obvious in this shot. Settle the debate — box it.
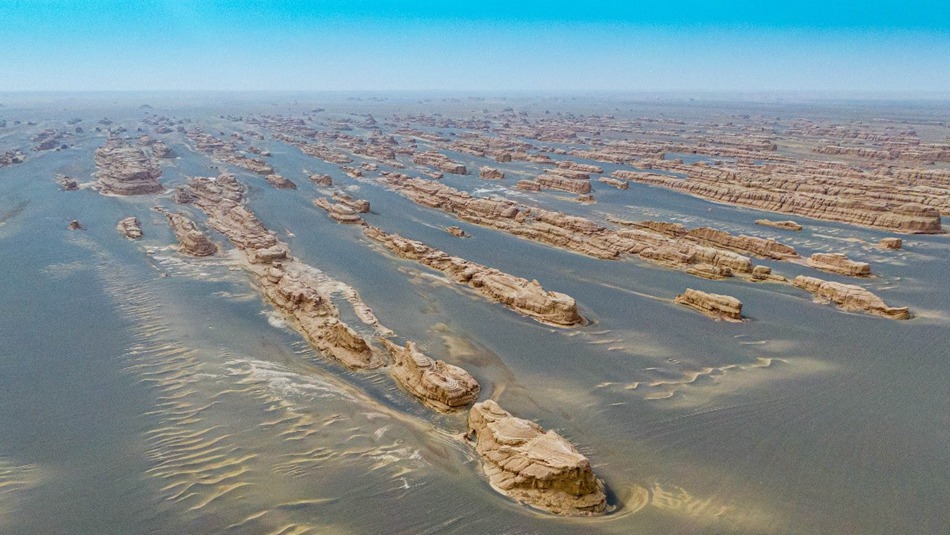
[377,173,754,277]
[381,339,479,412]
[178,173,382,369]
[363,226,584,326]
[467,400,607,516]
[792,275,910,319]
[755,219,803,231]
[116,217,143,240]
[674,288,743,322]
[161,211,217,256]
[93,137,163,195]
[613,169,943,234]
[807,253,872,277]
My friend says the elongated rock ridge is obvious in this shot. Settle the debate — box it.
[178,173,382,369]
[612,169,943,234]
[792,276,910,319]
[363,226,584,326]
[467,400,607,516]
[381,339,479,412]
[377,174,754,278]
[807,253,872,277]
[674,288,743,321]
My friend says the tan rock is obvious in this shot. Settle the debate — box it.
[309,173,333,187]
[597,177,628,190]
[755,219,803,231]
[792,275,910,319]
[878,237,903,250]
[807,253,871,277]
[674,288,743,321]
[162,212,217,257]
[93,138,163,195]
[381,339,479,412]
[445,226,468,238]
[467,400,607,516]
[265,173,297,189]
[364,226,584,326]
[116,217,143,239]
[314,197,366,224]
[480,166,505,179]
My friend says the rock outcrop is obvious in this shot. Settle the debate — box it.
[467,400,607,516]
[613,170,943,234]
[536,174,592,194]
[376,175,754,279]
[756,219,803,231]
[265,174,297,189]
[480,166,505,179]
[792,276,910,319]
[55,174,79,191]
[67,220,84,231]
[674,288,743,321]
[413,151,467,174]
[445,226,468,238]
[309,173,333,187]
[363,226,584,326]
[878,237,903,250]
[598,177,629,190]
[116,217,143,239]
[314,197,366,224]
[93,138,163,195]
[177,173,382,369]
[381,339,479,412]
[807,253,871,277]
[162,211,217,256]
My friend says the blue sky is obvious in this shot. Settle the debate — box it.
[0,1,947,92]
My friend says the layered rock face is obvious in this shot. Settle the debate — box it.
[674,288,743,321]
[265,174,297,189]
[598,177,629,190]
[116,217,143,239]
[467,400,607,516]
[879,237,903,250]
[480,166,505,179]
[756,219,803,231]
[162,212,217,256]
[613,169,943,234]
[260,267,380,369]
[684,227,798,260]
[314,197,365,224]
[792,276,910,319]
[364,226,583,326]
[332,193,370,213]
[94,138,163,195]
[536,174,592,194]
[178,174,381,369]
[413,151,467,174]
[807,253,871,277]
[377,174,754,279]
[381,339,479,412]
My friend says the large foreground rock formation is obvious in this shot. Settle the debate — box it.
[792,276,910,319]
[94,138,163,195]
[674,288,743,321]
[467,400,607,516]
[381,339,479,412]
[363,226,584,326]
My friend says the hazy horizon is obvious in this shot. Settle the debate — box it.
[2,1,948,93]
